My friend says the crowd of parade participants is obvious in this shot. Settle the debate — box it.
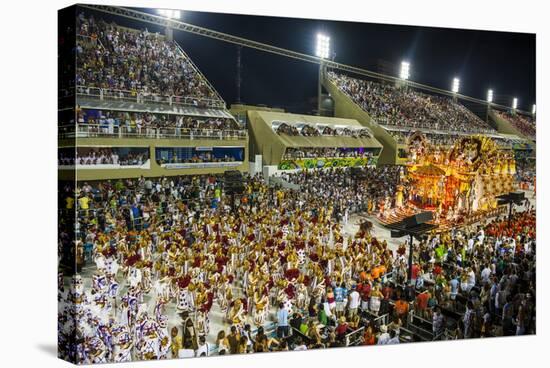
[329,72,495,134]
[58,168,535,363]
[75,13,221,103]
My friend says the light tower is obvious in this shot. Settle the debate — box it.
[157,9,182,41]
[451,77,460,102]
[400,61,410,79]
[487,89,494,103]
[399,61,410,90]
[486,89,494,123]
[316,33,330,116]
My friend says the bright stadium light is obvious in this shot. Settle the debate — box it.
[400,61,410,80]
[532,104,536,114]
[487,89,493,103]
[452,77,460,93]
[316,33,330,59]
[158,9,181,19]
[513,97,518,110]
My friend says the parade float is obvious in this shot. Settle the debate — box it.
[405,132,517,224]
[378,132,517,228]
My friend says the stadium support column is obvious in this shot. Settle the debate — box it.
[318,60,323,116]
[165,26,174,42]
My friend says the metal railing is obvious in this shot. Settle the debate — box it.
[59,124,247,140]
[173,42,225,105]
[75,85,226,109]
[345,326,365,346]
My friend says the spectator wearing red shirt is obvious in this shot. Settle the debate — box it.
[433,263,443,276]
[359,282,371,312]
[411,263,421,281]
[394,297,410,320]
[335,316,349,341]
[415,289,430,319]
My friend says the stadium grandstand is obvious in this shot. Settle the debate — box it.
[324,70,532,164]
[59,12,248,182]
[58,4,536,365]
[492,110,536,141]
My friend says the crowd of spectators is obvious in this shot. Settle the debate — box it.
[514,150,536,186]
[76,108,243,137]
[387,129,521,150]
[405,210,536,338]
[280,166,404,221]
[156,152,238,165]
[275,122,371,139]
[495,111,536,140]
[329,72,495,134]
[59,148,149,166]
[282,147,373,160]
[76,13,221,104]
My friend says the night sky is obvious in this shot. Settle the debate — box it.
[89,6,536,114]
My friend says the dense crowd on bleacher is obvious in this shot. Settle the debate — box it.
[276,122,371,138]
[59,148,149,166]
[76,108,243,136]
[329,72,495,134]
[495,111,536,140]
[75,13,220,103]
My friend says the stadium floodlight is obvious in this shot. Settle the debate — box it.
[513,97,518,110]
[532,104,536,115]
[157,9,181,19]
[487,89,493,103]
[452,77,460,93]
[316,33,330,59]
[400,61,410,80]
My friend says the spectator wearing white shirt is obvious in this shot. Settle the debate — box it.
[348,284,360,318]
[377,325,390,345]
[481,265,492,285]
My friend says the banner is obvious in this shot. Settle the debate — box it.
[278,156,377,170]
